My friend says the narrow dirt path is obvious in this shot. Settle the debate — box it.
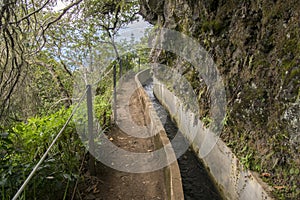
[79,72,167,200]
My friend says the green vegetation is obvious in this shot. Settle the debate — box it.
[0,0,143,199]
[201,19,224,35]
[0,107,83,199]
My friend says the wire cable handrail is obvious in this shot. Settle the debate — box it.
[12,87,88,200]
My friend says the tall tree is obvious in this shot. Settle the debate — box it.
[81,0,139,121]
[0,0,82,125]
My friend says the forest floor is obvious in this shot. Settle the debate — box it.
[77,72,167,200]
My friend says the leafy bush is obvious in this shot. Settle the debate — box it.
[94,95,112,128]
[0,107,84,199]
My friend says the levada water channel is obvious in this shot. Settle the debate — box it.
[143,80,224,200]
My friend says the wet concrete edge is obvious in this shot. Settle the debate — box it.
[135,69,184,200]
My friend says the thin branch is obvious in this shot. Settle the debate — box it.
[49,97,78,110]
[43,0,83,31]
[9,0,51,24]
[60,59,73,77]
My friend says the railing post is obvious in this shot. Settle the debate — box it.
[138,56,140,71]
[113,64,117,123]
[86,85,96,176]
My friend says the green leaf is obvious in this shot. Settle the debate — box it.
[295,168,299,175]
[0,178,7,186]
[63,173,72,181]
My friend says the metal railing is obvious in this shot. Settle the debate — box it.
[12,55,142,199]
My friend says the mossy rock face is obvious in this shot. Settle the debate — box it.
[140,0,300,198]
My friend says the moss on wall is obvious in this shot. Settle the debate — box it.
[140,0,300,198]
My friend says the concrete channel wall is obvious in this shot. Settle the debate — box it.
[153,77,274,200]
[135,69,184,200]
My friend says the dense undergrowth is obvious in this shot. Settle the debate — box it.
[0,107,84,199]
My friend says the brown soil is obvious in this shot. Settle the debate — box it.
[77,72,167,200]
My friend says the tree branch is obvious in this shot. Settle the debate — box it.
[43,0,83,32]
[9,0,51,24]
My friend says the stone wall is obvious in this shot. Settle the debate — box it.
[139,0,300,198]
[153,77,273,200]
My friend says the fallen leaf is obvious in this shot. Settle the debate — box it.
[261,172,271,177]
[93,186,100,193]
[274,185,285,190]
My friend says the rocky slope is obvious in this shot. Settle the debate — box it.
[139,0,300,198]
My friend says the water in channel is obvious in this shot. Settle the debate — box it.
[143,81,223,200]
